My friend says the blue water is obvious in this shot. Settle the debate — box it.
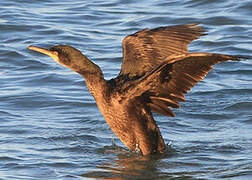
[1,0,252,179]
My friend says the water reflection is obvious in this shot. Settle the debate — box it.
[82,145,176,179]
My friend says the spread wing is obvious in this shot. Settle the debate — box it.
[119,23,206,78]
[121,53,240,117]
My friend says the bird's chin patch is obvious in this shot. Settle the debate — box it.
[52,54,72,68]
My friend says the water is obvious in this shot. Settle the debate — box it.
[0,0,252,179]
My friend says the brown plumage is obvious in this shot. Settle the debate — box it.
[28,23,240,155]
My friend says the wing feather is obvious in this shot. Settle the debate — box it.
[119,53,239,117]
[120,23,206,78]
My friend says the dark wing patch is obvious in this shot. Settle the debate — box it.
[120,53,239,117]
[120,23,206,78]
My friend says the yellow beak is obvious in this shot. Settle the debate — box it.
[28,46,59,61]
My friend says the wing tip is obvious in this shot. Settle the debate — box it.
[233,55,250,61]
[216,54,247,62]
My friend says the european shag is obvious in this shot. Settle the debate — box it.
[29,24,240,155]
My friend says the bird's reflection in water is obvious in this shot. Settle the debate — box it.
[81,144,176,179]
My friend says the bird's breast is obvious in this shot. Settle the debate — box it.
[95,95,139,150]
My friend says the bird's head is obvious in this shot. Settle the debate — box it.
[28,45,103,77]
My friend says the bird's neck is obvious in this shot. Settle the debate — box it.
[81,70,108,101]
[75,56,109,103]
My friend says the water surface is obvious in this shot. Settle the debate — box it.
[0,0,252,179]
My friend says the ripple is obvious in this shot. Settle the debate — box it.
[212,144,244,154]
[1,0,252,179]
[224,102,252,111]
[0,156,22,162]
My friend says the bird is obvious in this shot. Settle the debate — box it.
[28,23,240,156]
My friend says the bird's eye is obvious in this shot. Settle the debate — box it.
[52,51,58,56]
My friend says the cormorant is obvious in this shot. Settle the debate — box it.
[29,24,240,155]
